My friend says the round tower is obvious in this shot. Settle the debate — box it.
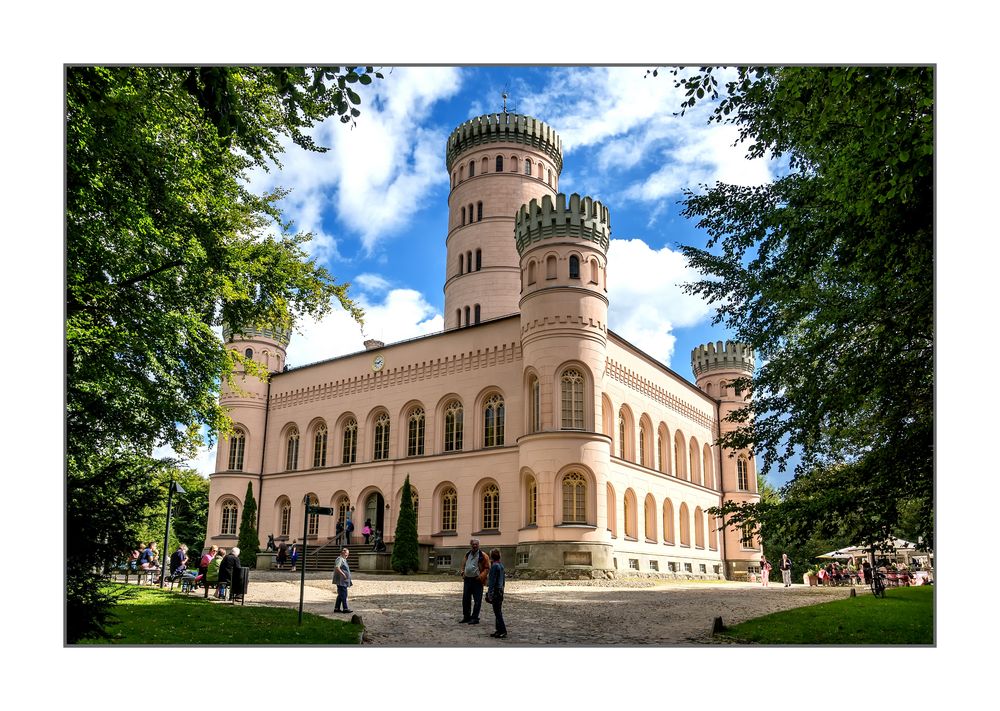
[443,112,562,329]
[691,340,761,579]
[213,324,290,477]
[514,193,614,576]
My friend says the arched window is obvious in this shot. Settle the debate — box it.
[285,428,299,471]
[703,444,714,489]
[708,514,719,550]
[656,433,663,472]
[737,457,750,491]
[694,507,705,549]
[547,168,553,186]
[496,155,504,172]
[689,437,701,486]
[459,165,464,181]
[313,424,328,468]
[220,499,238,535]
[524,158,532,175]
[528,375,541,433]
[466,249,472,269]
[407,407,425,457]
[569,255,580,279]
[527,260,536,284]
[482,483,500,530]
[279,501,291,537]
[624,489,637,539]
[468,160,475,177]
[307,494,319,537]
[441,487,457,532]
[560,369,584,429]
[562,473,587,524]
[228,430,245,471]
[510,155,518,171]
[444,400,463,452]
[464,305,470,327]
[481,156,488,174]
[452,171,457,188]
[336,497,350,529]
[461,206,466,226]
[618,412,626,459]
[606,483,617,537]
[477,201,483,221]
[244,347,253,359]
[663,499,675,544]
[475,248,482,271]
[341,419,357,464]
[674,430,686,479]
[474,304,481,324]
[639,428,646,467]
[644,494,657,542]
[590,258,599,284]
[483,394,505,447]
[525,476,537,526]
[679,503,690,546]
[373,413,390,460]
[546,255,557,279]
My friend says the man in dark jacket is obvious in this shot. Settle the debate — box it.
[217,546,241,599]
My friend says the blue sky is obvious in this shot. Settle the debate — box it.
[170,65,795,483]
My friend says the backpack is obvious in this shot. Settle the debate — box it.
[346,520,354,532]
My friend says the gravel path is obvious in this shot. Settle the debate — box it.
[242,571,853,645]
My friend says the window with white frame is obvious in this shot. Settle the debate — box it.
[562,472,587,524]
[441,487,457,532]
[737,456,750,491]
[313,424,327,468]
[407,407,425,457]
[526,476,537,526]
[481,483,500,530]
[220,499,238,535]
[228,430,245,471]
[285,428,299,471]
[342,419,357,464]
[279,502,291,537]
[628,558,639,570]
[373,413,390,460]
[483,394,505,447]
[560,369,584,429]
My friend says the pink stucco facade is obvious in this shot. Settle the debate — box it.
[206,111,761,579]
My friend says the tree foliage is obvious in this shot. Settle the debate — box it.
[66,66,380,641]
[671,67,933,551]
[391,476,420,574]
[237,482,260,566]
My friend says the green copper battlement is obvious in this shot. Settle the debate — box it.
[446,113,563,172]
[514,193,611,256]
[691,340,755,376]
[223,324,292,347]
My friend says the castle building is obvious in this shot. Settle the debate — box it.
[205,111,762,579]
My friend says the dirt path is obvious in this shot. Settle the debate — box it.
[242,571,852,645]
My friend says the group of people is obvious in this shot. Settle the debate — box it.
[758,553,794,587]
[275,542,300,570]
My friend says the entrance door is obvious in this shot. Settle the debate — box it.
[365,492,385,538]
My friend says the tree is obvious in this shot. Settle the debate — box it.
[66,66,381,641]
[169,472,211,556]
[237,482,260,567]
[391,476,420,574]
[668,67,933,552]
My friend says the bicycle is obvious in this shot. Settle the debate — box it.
[870,569,886,598]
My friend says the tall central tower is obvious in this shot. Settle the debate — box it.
[444,112,562,329]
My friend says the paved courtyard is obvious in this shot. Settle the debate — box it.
[242,571,853,645]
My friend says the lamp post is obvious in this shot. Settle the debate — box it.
[159,479,186,588]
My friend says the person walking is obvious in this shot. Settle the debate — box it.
[486,548,507,639]
[333,547,353,613]
[362,519,372,545]
[760,554,772,586]
[459,538,490,625]
[779,553,792,587]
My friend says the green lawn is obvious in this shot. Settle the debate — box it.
[722,586,933,645]
[78,584,360,645]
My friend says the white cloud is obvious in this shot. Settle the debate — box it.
[285,279,443,367]
[246,67,463,259]
[606,238,713,364]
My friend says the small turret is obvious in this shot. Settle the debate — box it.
[691,340,754,378]
[514,193,610,257]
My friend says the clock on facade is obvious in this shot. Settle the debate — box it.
[372,354,385,372]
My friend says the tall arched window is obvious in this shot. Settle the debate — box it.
[313,424,328,468]
[482,483,500,530]
[524,158,532,175]
[624,489,637,539]
[475,248,482,271]
[220,499,238,535]
[279,501,291,536]
[689,438,701,486]
[639,428,646,467]
[495,155,504,172]
[703,444,714,489]
[694,507,705,549]
[407,407,425,457]
[590,258,599,283]
[663,499,675,544]
[228,430,245,471]
[459,253,464,273]
[342,418,357,464]
[527,261,536,284]
[674,430,686,479]
[337,497,350,529]
[618,412,626,459]
[464,305,470,327]
[477,201,483,221]
[679,503,690,546]
[468,160,475,177]
[561,369,584,429]
[460,206,466,227]
[373,413,390,460]
[307,494,319,537]
[483,394,505,447]
[442,487,457,532]
[528,375,541,433]
[644,494,657,542]
[444,400,463,452]
[606,483,617,537]
[474,304,481,324]
[285,428,299,471]
[546,255,556,279]
[525,476,537,526]
[482,156,489,174]
[708,515,719,550]
[562,473,587,524]
[569,255,580,279]
[737,457,750,491]
[657,433,663,472]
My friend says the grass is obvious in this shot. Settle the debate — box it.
[722,585,933,645]
[78,584,361,645]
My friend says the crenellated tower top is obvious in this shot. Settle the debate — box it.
[515,193,611,256]
[223,324,292,348]
[446,113,563,172]
[691,340,755,377]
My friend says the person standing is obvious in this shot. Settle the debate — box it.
[276,542,288,569]
[779,553,792,587]
[362,519,372,545]
[760,554,771,586]
[333,547,353,613]
[459,538,490,625]
[345,507,355,544]
[486,548,507,639]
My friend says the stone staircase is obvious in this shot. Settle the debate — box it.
[302,540,376,572]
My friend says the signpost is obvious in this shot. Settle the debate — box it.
[298,498,337,624]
